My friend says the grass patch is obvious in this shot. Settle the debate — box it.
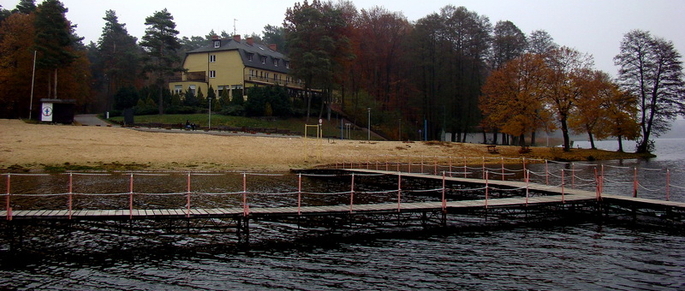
[109,114,377,140]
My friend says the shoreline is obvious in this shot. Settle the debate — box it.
[0,119,651,173]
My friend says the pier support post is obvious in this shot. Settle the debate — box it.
[236,216,250,246]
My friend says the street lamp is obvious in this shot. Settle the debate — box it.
[367,108,371,141]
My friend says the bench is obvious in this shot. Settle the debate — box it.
[486,145,499,154]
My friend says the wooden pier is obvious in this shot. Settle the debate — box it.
[1,169,684,249]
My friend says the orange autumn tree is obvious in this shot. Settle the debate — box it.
[480,53,554,146]
[0,12,35,118]
[583,71,639,152]
[569,70,638,150]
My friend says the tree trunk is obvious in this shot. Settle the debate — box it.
[305,88,312,123]
[617,135,624,152]
[588,132,596,149]
[158,84,164,114]
[560,117,571,152]
[54,69,58,99]
[531,130,536,146]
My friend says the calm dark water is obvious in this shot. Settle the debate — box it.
[1,138,684,290]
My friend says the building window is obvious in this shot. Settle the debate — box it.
[273,59,279,67]
[209,55,216,62]
[209,70,216,78]
[260,56,267,64]
[247,53,254,62]
[189,85,196,96]
[285,61,290,69]
[213,40,221,48]
[174,85,183,94]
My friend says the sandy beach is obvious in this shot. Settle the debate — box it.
[0,119,513,172]
[1,119,645,172]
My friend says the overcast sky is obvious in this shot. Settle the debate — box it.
[2,0,684,75]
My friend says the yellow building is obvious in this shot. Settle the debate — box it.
[169,35,303,100]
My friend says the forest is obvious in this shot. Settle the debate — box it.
[1,0,683,153]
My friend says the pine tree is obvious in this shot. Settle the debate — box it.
[12,0,36,14]
[140,9,182,114]
[97,10,141,111]
[33,0,77,99]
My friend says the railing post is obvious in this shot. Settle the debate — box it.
[501,157,505,181]
[525,170,530,206]
[482,157,486,180]
[242,172,249,216]
[545,160,549,185]
[186,172,191,218]
[420,155,425,174]
[594,167,602,201]
[68,172,73,220]
[484,171,489,208]
[5,173,11,221]
[441,172,446,212]
[297,173,302,215]
[571,163,576,189]
[666,169,671,201]
[561,169,565,203]
[350,173,355,213]
[434,159,438,176]
[129,173,134,219]
[463,156,467,178]
[397,172,402,212]
[633,167,638,198]
[522,157,527,179]
[449,156,453,178]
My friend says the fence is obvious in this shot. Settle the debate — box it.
[3,156,684,221]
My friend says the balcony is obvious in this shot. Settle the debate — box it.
[245,74,304,89]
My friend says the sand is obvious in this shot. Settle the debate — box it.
[1,119,508,172]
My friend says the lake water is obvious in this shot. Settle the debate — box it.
[1,139,684,290]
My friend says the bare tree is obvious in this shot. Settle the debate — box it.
[615,30,685,153]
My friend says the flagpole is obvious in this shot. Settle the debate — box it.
[29,50,36,120]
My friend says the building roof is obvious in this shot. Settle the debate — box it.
[188,37,290,74]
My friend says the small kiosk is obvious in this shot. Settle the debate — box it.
[40,99,76,124]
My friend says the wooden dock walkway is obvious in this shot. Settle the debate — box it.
[0,193,597,221]
[2,168,684,221]
[1,168,683,249]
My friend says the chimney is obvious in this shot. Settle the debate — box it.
[269,44,277,51]
[211,35,219,40]
[246,37,254,46]
[233,35,241,42]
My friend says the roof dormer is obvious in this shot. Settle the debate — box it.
[212,35,221,49]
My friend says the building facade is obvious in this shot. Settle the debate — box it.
[169,35,303,100]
